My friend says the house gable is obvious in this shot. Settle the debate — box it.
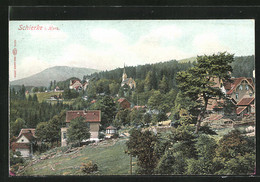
[16,135,30,143]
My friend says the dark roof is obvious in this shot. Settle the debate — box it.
[236,106,247,115]
[11,142,30,151]
[122,78,130,84]
[237,97,255,106]
[66,110,101,123]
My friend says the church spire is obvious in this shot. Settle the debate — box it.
[122,63,127,81]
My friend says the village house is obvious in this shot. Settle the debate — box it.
[118,98,131,109]
[133,105,146,110]
[225,77,255,102]
[236,97,255,117]
[201,75,255,122]
[54,86,60,92]
[69,79,88,91]
[105,126,118,139]
[121,67,136,89]
[11,128,36,158]
[61,110,101,146]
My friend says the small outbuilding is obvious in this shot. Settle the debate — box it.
[106,126,117,134]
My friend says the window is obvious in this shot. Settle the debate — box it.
[250,93,253,97]
[239,85,243,90]
[246,85,249,90]
[236,93,239,99]
[21,139,24,142]
[63,132,67,139]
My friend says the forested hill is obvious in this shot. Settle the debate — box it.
[177,55,255,78]
[85,55,255,89]
[87,60,193,89]
[231,55,255,78]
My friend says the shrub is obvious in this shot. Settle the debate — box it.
[81,161,98,174]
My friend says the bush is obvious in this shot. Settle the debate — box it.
[81,161,98,174]
[111,133,119,139]
[98,132,105,139]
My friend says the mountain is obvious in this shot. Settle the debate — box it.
[10,66,99,87]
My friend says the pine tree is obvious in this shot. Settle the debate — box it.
[159,75,169,94]
[176,52,234,133]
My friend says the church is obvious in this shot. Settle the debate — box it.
[121,66,136,89]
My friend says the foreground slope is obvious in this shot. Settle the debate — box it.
[19,139,135,176]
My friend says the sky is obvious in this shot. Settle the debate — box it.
[9,20,255,81]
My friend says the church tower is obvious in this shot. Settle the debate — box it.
[122,64,127,81]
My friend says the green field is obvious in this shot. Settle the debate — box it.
[28,92,74,105]
[19,139,137,176]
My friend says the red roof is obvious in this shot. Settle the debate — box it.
[91,100,96,104]
[237,97,255,106]
[226,77,254,95]
[118,98,128,103]
[208,114,224,121]
[106,126,117,130]
[66,110,101,123]
[17,128,36,138]
[224,81,232,90]
[11,142,30,151]
[236,106,247,115]
[70,79,80,86]
[82,82,88,86]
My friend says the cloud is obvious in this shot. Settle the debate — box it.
[138,25,183,46]
[90,28,127,47]
[130,26,189,63]
[53,44,128,71]
[9,56,50,81]
[193,33,231,55]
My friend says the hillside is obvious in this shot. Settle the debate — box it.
[10,66,99,87]
[177,57,196,63]
[18,139,136,176]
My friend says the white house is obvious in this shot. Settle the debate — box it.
[11,129,36,158]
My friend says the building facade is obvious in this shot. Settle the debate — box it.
[121,67,136,89]
[11,128,36,158]
[61,110,101,146]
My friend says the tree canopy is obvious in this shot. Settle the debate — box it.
[176,52,234,133]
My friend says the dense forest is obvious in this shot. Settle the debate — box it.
[231,55,255,78]
[87,60,193,89]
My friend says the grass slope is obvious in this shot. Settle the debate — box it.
[20,139,136,176]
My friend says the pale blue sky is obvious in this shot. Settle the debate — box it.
[9,20,254,80]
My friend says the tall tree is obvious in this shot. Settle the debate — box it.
[176,52,234,133]
[144,71,153,92]
[67,116,91,145]
[126,129,159,174]
[159,75,169,94]
[91,96,117,128]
